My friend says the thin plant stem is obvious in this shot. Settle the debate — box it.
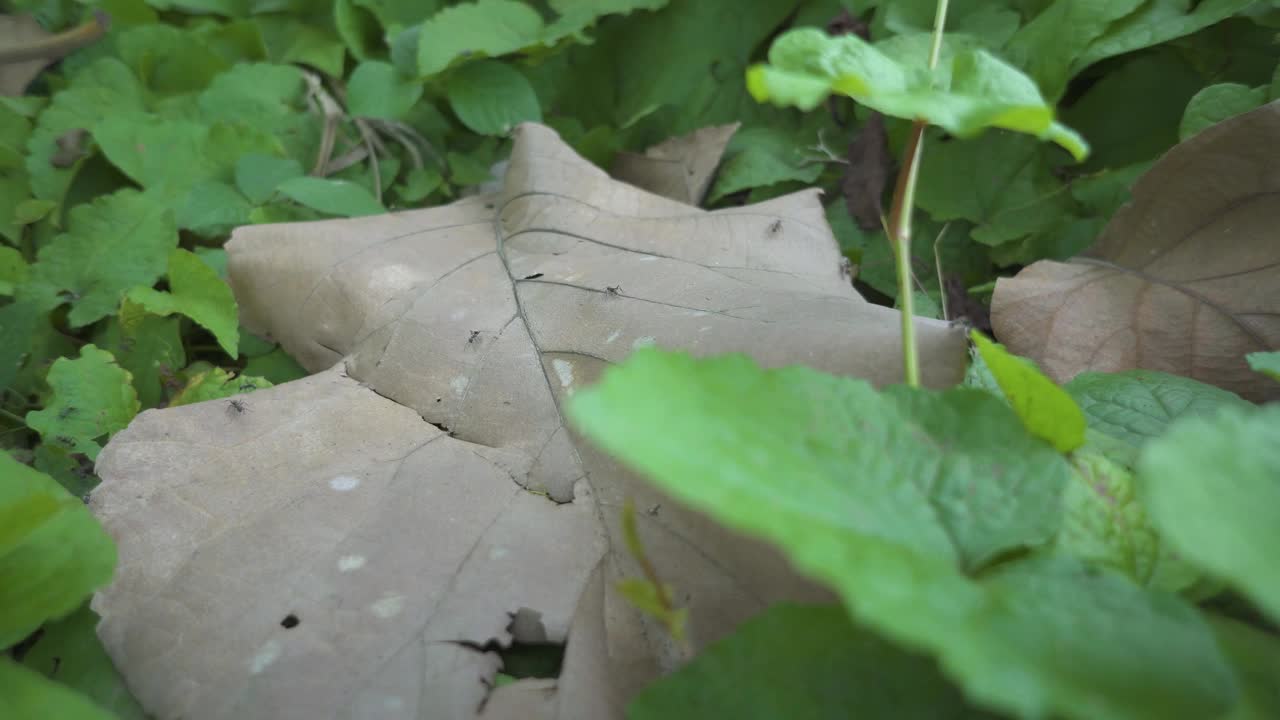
[886,0,949,387]
[0,407,27,426]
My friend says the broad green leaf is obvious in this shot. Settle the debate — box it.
[446,60,542,135]
[176,180,253,237]
[25,345,140,461]
[254,16,347,77]
[1065,370,1252,449]
[570,349,1236,720]
[628,604,987,720]
[93,298,186,409]
[0,246,28,296]
[0,659,116,720]
[334,0,383,60]
[348,61,424,120]
[195,63,310,143]
[880,0,1021,49]
[17,604,147,719]
[395,166,444,203]
[0,452,116,650]
[0,299,74,399]
[276,176,386,217]
[116,24,230,96]
[1138,404,1280,622]
[707,127,824,202]
[1055,450,1201,593]
[33,444,97,499]
[356,0,443,29]
[1073,0,1257,74]
[971,332,1086,453]
[417,0,545,77]
[242,347,308,384]
[125,249,240,358]
[1247,351,1280,381]
[234,153,304,204]
[23,189,177,327]
[747,29,1089,160]
[1003,0,1145,101]
[1208,614,1280,720]
[1180,83,1268,141]
[169,367,272,407]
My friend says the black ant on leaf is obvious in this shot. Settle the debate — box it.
[605,285,622,296]
[227,399,248,415]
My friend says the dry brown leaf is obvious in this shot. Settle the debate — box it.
[611,123,739,204]
[991,101,1280,402]
[92,123,966,720]
[0,14,54,96]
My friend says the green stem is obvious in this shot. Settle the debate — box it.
[0,407,27,426]
[886,0,950,387]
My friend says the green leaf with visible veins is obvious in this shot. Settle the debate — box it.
[276,177,385,217]
[446,60,542,135]
[25,346,140,461]
[0,659,117,720]
[629,604,989,720]
[23,189,177,327]
[1002,0,1145,101]
[708,127,824,202]
[1138,404,1280,623]
[569,349,1237,720]
[126,249,240,358]
[169,367,271,407]
[971,331,1085,453]
[1072,0,1257,75]
[17,604,147,719]
[417,0,545,76]
[1066,370,1253,450]
[1180,83,1268,141]
[746,29,1089,160]
[93,298,186,409]
[1247,352,1280,382]
[0,451,116,650]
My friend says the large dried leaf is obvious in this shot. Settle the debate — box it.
[0,14,54,96]
[991,101,1280,402]
[611,123,739,205]
[90,123,966,720]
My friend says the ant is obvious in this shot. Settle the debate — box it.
[605,285,622,296]
[767,219,782,235]
[468,330,481,345]
[227,399,248,415]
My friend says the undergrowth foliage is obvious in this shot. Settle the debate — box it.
[1,0,1278,717]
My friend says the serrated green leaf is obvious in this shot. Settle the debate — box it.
[0,246,28,296]
[1180,83,1268,141]
[417,0,544,77]
[1247,351,1280,381]
[125,249,240,358]
[234,153,304,204]
[348,61,424,120]
[169,367,271,407]
[0,299,75,399]
[0,451,116,650]
[0,659,117,720]
[1073,0,1257,75]
[17,603,147,719]
[446,60,542,135]
[93,299,186,409]
[276,176,386,217]
[25,345,139,461]
[1055,450,1201,593]
[747,29,1089,160]
[628,604,987,720]
[569,349,1237,720]
[24,189,177,327]
[177,180,254,238]
[1138,404,1280,622]
[707,127,824,202]
[1065,370,1253,450]
[971,332,1085,453]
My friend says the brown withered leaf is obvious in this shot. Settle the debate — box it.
[992,101,1280,402]
[842,112,890,231]
[611,123,740,205]
[91,123,966,720]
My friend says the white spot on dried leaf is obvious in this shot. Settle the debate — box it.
[329,475,361,492]
[632,336,656,349]
[605,329,622,344]
[249,640,281,675]
[552,359,574,388]
[450,376,469,396]
[370,594,404,619]
[338,555,366,572]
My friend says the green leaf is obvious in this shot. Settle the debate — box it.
[747,29,1089,160]
[24,189,178,327]
[0,659,117,720]
[0,452,116,650]
[395,166,444,203]
[1073,0,1257,75]
[116,24,231,96]
[234,153,304,204]
[17,604,147,719]
[125,249,240,358]
[1003,0,1145,101]
[25,345,140,461]
[33,445,97,499]
[971,331,1086,453]
[169,367,271,407]
[176,180,254,238]
[93,298,186,409]
[1055,450,1201,593]
[569,349,1237,720]
[1180,83,1268,141]
[0,246,29,296]
[879,0,1022,50]
[446,60,542,135]
[254,16,347,77]
[1138,404,1280,622]
[276,176,386,217]
[1065,370,1253,450]
[242,347,307,384]
[1208,614,1280,720]
[628,604,986,720]
[417,0,545,77]
[348,61,424,120]
[1247,351,1280,381]
[334,0,384,60]
[707,127,824,202]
